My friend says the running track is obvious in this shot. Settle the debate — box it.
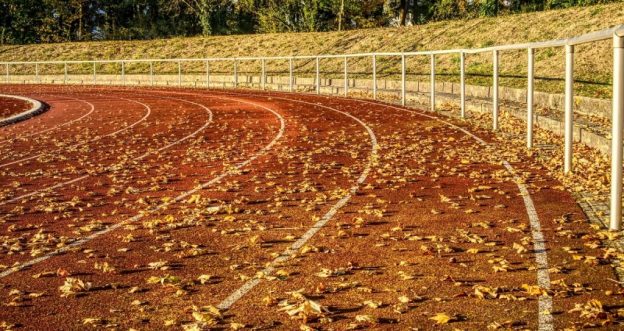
[0,85,622,330]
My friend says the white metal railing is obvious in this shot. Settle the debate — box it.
[2,24,624,230]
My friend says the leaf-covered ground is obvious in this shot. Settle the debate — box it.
[0,85,622,330]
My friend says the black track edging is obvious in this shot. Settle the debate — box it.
[0,94,48,127]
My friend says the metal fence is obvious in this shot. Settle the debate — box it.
[2,25,624,230]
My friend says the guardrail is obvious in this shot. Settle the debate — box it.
[2,24,624,230]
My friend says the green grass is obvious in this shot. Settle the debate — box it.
[1,3,623,98]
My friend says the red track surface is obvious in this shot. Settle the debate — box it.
[0,96,31,119]
[0,85,622,330]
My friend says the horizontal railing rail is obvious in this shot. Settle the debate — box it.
[1,24,624,230]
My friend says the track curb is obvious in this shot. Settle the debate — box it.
[0,94,47,127]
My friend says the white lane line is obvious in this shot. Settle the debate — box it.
[216,95,378,310]
[0,95,285,279]
[0,95,213,207]
[213,91,552,329]
[0,95,95,145]
[353,99,553,331]
[0,96,151,168]
[502,161,553,331]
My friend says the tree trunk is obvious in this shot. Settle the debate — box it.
[200,14,211,35]
[199,2,212,35]
[338,0,344,31]
[399,0,408,26]
[78,4,83,41]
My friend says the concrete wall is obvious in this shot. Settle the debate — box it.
[2,73,611,119]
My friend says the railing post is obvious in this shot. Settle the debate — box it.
[527,48,535,149]
[492,50,499,131]
[261,58,266,90]
[344,56,348,97]
[289,57,294,92]
[150,61,154,86]
[121,61,125,86]
[178,61,182,87]
[372,54,377,100]
[564,45,574,174]
[460,52,466,118]
[234,59,238,88]
[430,54,435,112]
[64,62,68,84]
[315,57,320,94]
[4,63,8,84]
[401,54,406,106]
[35,63,39,84]
[205,60,210,89]
[610,33,624,231]
[92,62,96,85]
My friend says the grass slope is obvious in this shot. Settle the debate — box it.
[1,3,623,98]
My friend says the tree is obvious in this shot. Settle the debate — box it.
[384,0,416,26]
[0,0,48,44]
[173,0,229,35]
[257,0,321,33]
[0,0,620,45]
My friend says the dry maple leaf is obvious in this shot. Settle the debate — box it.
[279,292,330,323]
[363,300,383,309]
[474,285,498,300]
[82,318,104,326]
[94,261,115,273]
[430,312,453,324]
[187,194,202,204]
[513,243,528,254]
[197,274,212,285]
[59,277,92,297]
[568,299,608,319]
[191,305,222,326]
[146,274,180,286]
[315,267,349,278]
[521,284,548,297]
[147,261,170,270]
[355,314,377,324]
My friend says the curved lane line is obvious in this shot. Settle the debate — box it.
[207,90,552,330]
[0,95,95,145]
[353,98,553,331]
[0,95,213,207]
[215,93,378,310]
[0,95,285,279]
[0,96,151,168]
[133,89,552,329]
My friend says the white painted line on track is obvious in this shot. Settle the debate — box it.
[0,96,151,168]
[0,95,285,279]
[216,94,378,310]
[105,89,552,330]
[206,90,551,330]
[0,95,95,145]
[0,95,213,207]
[353,98,553,331]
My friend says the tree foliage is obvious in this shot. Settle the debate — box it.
[0,0,617,45]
